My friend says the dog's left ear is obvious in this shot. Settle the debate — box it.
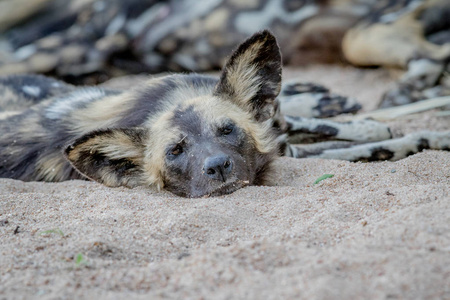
[214,30,282,122]
[64,128,147,188]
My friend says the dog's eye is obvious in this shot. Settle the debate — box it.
[169,144,183,156]
[220,123,234,135]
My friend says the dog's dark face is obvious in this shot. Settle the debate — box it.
[160,100,275,198]
[65,30,282,197]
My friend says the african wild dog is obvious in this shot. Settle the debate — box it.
[0,31,282,198]
[1,30,449,197]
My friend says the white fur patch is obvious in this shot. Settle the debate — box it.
[315,131,450,161]
[106,14,126,36]
[285,116,392,142]
[45,88,106,119]
[279,93,325,118]
[137,0,222,50]
[379,0,422,23]
[235,0,318,35]
[403,59,443,86]
[15,44,37,60]
[22,85,41,97]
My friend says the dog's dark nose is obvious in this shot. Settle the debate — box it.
[203,155,233,182]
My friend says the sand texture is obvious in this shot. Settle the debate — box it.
[1,66,449,299]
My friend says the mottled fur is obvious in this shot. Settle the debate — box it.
[0,31,281,197]
[1,30,448,197]
[342,0,450,106]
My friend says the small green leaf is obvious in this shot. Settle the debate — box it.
[75,253,87,267]
[314,174,334,184]
[40,228,64,237]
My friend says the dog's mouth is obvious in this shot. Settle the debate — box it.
[182,180,249,198]
[166,177,251,198]
[204,180,250,197]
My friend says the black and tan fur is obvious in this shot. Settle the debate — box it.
[0,31,281,197]
[1,31,449,197]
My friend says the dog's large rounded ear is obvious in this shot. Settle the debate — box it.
[64,128,147,187]
[214,30,282,122]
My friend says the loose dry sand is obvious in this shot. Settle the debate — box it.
[1,66,449,299]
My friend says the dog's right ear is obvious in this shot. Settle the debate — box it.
[214,30,282,122]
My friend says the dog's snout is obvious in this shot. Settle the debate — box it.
[203,155,233,182]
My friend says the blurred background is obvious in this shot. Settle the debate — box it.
[0,0,390,84]
[1,0,449,111]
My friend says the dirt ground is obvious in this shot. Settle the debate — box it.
[1,66,449,299]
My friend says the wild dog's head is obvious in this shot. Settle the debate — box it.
[64,30,282,197]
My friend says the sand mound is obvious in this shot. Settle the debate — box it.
[1,150,449,299]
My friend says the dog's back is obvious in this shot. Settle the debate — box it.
[0,74,220,182]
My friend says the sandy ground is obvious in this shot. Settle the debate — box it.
[1,66,449,299]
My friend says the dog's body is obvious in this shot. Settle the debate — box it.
[1,31,449,197]
[0,73,278,197]
[1,31,283,197]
